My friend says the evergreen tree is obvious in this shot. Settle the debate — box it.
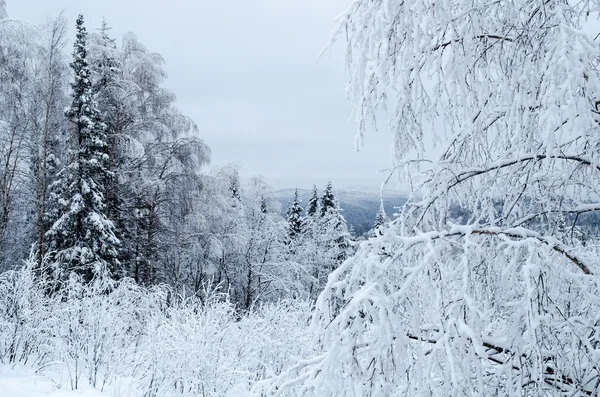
[304,181,353,297]
[260,196,268,214]
[46,14,119,284]
[371,202,389,236]
[321,201,352,266]
[91,19,120,96]
[320,181,336,217]
[286,188,303,240]
[88,18,129,276]
[306,184,319,217]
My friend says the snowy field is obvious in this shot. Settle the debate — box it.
[0,365,110,397]
[0,365,251,397]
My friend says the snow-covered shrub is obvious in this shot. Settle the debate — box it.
[0,257,52,366]
[47,276,169,391]
[134,295,313,397]
[0,263,312,396]
[248,300,314,380]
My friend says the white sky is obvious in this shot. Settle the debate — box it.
[7,0,393,190]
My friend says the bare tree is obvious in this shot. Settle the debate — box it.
[31,15,69,267]
[0,9,37,270]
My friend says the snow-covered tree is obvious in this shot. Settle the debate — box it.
[87,18,132,275]
[46,14,119,284]
[0,0,6,19]
[317,183,353,277]
[260,196,268,214]
[292,182,353,299]
[87,30,211,284]
[370,202,389,237]
[286,188,303,240]
[257,0,600,395]
[0,5,46,271]
[372,204,386,229]
[0,5,216,287]
[238,178,292,308]
[32,15,70,269]
[89,19,120,97]
[320,181,336,217]
[229,168,241,201]
[305,184,319,217]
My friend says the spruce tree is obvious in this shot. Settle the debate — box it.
[320,181,336,217]
[92,19,120,96]
[46,14,119,284]
[371,203,389,237]
[373,203,387,227]
[306,184,319,217]
[305,181,353,297]
[286,188,303,239]
[89,18,129,276]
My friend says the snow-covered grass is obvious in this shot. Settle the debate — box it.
[0,260,314,396]
[0,364,111,397]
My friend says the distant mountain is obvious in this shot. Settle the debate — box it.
[270,187,407,237]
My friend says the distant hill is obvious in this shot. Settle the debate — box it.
[270,187,407,237]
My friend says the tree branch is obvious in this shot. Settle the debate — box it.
[433,34,514,51]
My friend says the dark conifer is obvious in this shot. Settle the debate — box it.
[286,188,303,239]
[46,14,119,284]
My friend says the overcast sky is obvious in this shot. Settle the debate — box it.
[8,0,392,190]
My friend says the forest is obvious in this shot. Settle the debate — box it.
[2,0,600,396]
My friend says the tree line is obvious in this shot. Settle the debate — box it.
[0,7,360,309]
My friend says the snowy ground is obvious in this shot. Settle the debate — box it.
[0,367,103,397]
[0,365,124,397]
[0,364,250,397]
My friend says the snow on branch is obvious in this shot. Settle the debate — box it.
[257,0,600,395]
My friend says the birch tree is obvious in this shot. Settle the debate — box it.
[32,15,69,268]
[257,0,600,395]
[0,5,38,270]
